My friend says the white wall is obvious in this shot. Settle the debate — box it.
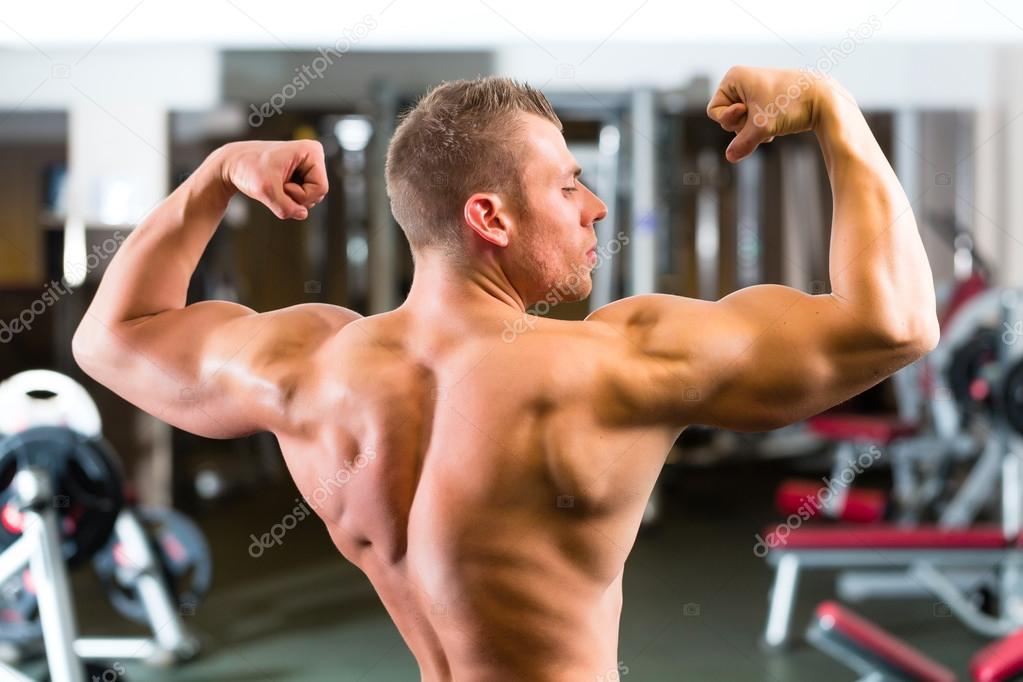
[495,42,996,109]
[2,1,1018,49]
[0,47,219,225]
[0,33,1016,283]
[979,46,1023,287]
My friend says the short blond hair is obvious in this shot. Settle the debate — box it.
[385,76,562,256]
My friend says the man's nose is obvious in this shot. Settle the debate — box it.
[584,184,608,224]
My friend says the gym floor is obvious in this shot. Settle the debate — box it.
[43,462,982,681]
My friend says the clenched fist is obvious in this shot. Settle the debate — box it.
[221,140,329,220]
[706,66,842,164]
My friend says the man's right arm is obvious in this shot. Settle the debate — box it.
[72,140,355,439]
[587,69,939,431]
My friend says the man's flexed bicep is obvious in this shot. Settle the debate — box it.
[72,138,337,438]
[585,66,940,432]
[74,302,357,438]
[587,286,935,432]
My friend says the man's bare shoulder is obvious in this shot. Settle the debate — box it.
[585,294,709,341]
[269,302,363,330]
[242,303,363,375]
[504,314,658,402]
[496,312,628,355]
[582,299,703,428]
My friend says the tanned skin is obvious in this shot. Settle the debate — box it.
[74,67,938,680]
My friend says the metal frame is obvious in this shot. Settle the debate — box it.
[0,468,84,682]
[805,620,903,682]
[763,547,1011,648]
[0,468,198,679]
[765,292,1023,640]
[100,510,200,662]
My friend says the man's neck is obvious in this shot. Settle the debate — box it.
[403,253,528,316]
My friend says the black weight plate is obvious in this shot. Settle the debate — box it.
[94,507,212,624]
[947,326,1000,415]
[0,427,123,567]
[1002,358,1023,435]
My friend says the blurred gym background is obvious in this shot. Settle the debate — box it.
[1,1,1022,680]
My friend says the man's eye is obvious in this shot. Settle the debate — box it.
[562,187,578,193]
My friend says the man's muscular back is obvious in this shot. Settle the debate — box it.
[74,68,940,681]
[270,305,677,680]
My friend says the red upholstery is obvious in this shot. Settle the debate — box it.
[972,627,1023,682]
[775,479,887,523]
[941,272,988,329]
[918,274,988,398]
[763,524,1011,550]
[807,413,919,444]
[815,601,956,682]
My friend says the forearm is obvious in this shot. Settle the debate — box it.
[82,145,235,327]
[815,81,938,346]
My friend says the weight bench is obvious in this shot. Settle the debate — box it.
[776,479,889,524]
[806,601,956,682]
[776,411,981,528]
[972,624,1023,682]
[763,524,1015,648]
[775,413,920,524]
[809,600,1023,682]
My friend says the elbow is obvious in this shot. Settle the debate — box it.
[915,314,941,356]
[71,317,111,381]
[878,311,941,361]
[71,324,96,377]
[904,311,941,357]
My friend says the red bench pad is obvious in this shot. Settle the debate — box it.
[971,627,1023,682]
[775,479,888,523]
[764,524,1010,550]
[815,601,956,682]
[808,413,919,443]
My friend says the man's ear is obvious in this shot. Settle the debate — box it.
[464,192,514,248]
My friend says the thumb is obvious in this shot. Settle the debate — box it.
[284,181,315,207]
[264,182,308,220]
[711,102,747,132]
[725,118,769,164]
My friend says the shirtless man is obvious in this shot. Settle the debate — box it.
[72,66,939,680]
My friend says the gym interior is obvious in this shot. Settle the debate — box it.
[0,2,1021,680]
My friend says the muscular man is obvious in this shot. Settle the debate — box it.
[73,66,938,680]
